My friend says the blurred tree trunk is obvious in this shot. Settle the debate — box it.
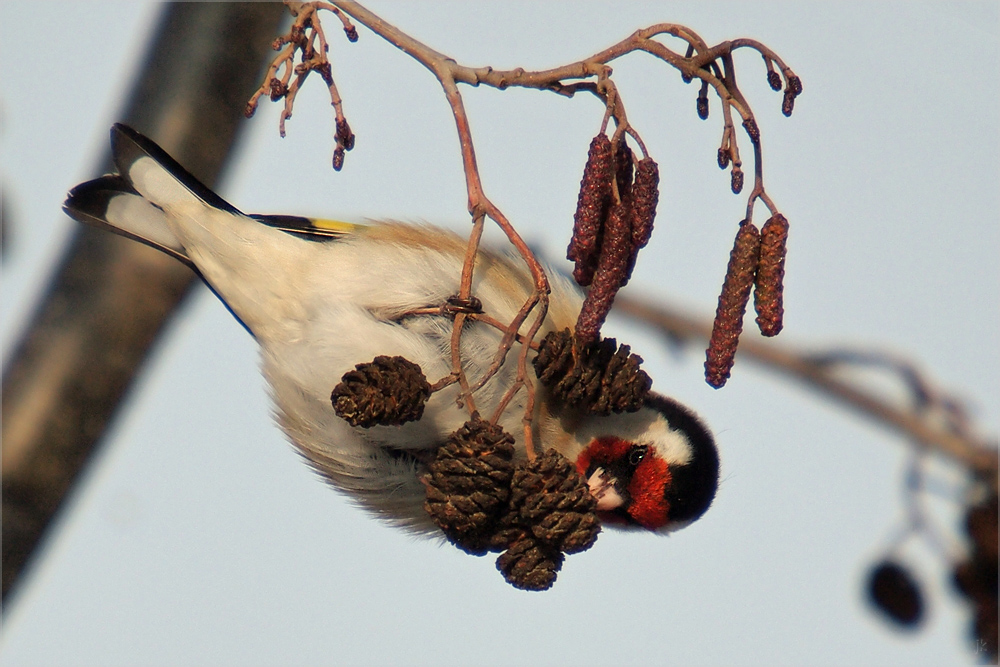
[1,2,288,602]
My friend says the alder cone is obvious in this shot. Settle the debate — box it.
[496,535,564,592]
[505,449,600,554]
[867,560,924,628]
[423,420,516,555]
[331,355,430,427]
[952,491,999,661]
[533,329,651,415]
[705,221,760,388]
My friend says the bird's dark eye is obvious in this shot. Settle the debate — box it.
[628,445,648,467]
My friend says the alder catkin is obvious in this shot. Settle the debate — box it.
[705,221,761,388]
[753,213,789,336]
[568,135,614,286]
[614,140,634,202]
[622,157,659,283]
[575,199,632,344]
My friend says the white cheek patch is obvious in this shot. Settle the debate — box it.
[642,412,693,467]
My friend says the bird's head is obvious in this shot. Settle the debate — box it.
[563,393,719,532]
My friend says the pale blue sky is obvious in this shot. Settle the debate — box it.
[1,2,997,665]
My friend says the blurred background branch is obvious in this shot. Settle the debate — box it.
[615,295,999,480]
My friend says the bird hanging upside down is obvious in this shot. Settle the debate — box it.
[63,124,719,550]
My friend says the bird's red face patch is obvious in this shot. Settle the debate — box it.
[575,436,632,476]
[577,436,672,530]
[626,455,671,529]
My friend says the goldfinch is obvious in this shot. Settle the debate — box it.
[64,124,719,535]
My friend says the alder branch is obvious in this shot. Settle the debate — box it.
[614,295,999,480]
[252,1,803,453]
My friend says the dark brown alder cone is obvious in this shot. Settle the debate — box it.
[503,449,600,554]
[625,157,660,283]
[533,329,651,415]
[867,560,925,628]
[754,213,789,336]
[331,356,430,427]
[575,199,632,344]
[705,221,761,388]
[423,420,516,555]
[496,534,564,592]
[952,491,998,661]
[568,134,614,286]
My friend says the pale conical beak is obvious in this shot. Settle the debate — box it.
[587,467,625,512]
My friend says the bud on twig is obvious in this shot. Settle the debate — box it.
[787,75,803,96]
[731,167,744,194]
[782,91,795,117]
[269,78,288,101]
[336,117,355,151]
[754,213,789,336]
[742,117,760,144]
[717,147,730,169]
[705,221,761,388]
[767,69,782,92]
[696,89,709,120]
